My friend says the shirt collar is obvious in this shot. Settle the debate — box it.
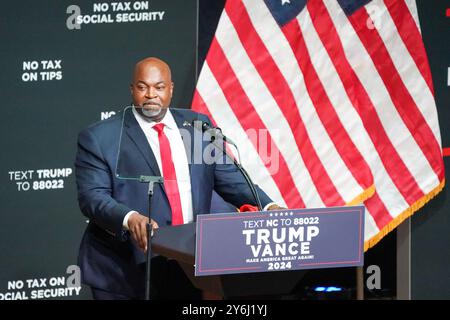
[132,106,177,131]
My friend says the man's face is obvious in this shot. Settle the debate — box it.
[130,59,174,122]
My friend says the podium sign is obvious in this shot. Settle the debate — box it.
[195,206,364,276]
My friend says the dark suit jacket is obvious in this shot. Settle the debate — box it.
[75,107,272,298]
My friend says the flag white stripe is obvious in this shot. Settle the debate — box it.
[299,8,374,201]
[196,62,287,206]
[323,0,410,214]
[364,207,381,240]
[368,1,441,150]
[301,6,377,177]
[216,12,324,206]
[243,0,364,203]
[404,0,421,33]
[324,0,434,197]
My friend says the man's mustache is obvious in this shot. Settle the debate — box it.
[142,101,162,108]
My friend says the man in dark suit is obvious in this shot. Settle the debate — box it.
[75,57,279,300]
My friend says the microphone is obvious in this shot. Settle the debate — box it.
[186,120,237,147]
[187,118,262,211]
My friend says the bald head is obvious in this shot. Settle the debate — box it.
[132,57,172,83]
[130,57,174,122]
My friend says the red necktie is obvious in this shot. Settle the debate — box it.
[153,123,184,225]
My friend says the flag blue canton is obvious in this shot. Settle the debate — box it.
[264,0,306,26]
[264,0,371,26]
[337,0,371,15]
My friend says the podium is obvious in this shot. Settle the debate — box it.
[151,223,306,298]
[151,207,364,299]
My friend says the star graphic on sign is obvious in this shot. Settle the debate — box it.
[281,0,291,5]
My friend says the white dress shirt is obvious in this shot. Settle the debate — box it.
[123,107,193,229]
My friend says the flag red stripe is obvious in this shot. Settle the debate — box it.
[308,1,401,227]
[311,1,426,202]
[192,90,217,126]
[308,0,423,209]
[281,17,373,193]
[349,9,444,182]
[226,0,343,206]
[365,192,394,230]
[206,38,305,208]
[384,0,434,95]
[192,90,238,161]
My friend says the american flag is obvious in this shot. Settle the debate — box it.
[192,0,445,250]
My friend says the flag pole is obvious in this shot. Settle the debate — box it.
[356,266,364,300]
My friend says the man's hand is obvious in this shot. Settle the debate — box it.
[267,204,286,211]
[127,212,159,252]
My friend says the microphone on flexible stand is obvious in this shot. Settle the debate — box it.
[185,119,263,211]
[201,122,239,147]
[184,120,238,147]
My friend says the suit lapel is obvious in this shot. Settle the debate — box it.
[123,108,162,177]
[171,108,199,216]
[123,107,202,217]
